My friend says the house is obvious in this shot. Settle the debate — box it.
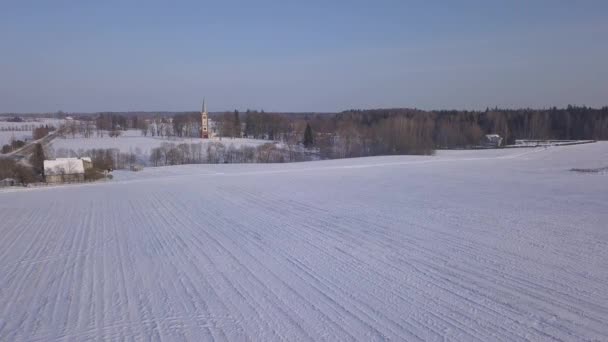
[44,158,86,184]
[481,134,503,148]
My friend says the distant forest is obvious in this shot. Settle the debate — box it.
[315,105,608,155]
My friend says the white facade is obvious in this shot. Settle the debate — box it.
[44,158,85,175]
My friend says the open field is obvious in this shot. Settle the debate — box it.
[0,118,65,146]
[50,130,273,163]
[1,143,607,341]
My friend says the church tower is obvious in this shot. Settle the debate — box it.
[201,99,209,138]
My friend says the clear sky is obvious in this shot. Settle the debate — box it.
[1,0,607,113]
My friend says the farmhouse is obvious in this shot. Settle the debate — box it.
[44,157,92,184]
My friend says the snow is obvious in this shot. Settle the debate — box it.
[0,118,64,130]
[1,142,607,341]
[50,130,272,161]
[511,139,596,147]
[0,131,30,146]
[0,118,64,146]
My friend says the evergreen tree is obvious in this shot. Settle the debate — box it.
[303,123,314,148]
[233,110,241,138]
[244,109,254,138]
[30,143,45,175]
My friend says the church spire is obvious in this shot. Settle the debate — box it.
[201,99,209,139]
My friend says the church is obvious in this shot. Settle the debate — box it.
[201,100,209,139]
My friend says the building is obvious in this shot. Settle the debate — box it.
[481,134,503,148]
[201,99,209,139]
[44,158,89,184]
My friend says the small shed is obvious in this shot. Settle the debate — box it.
[482,134,503,148]
[44,158,86,184]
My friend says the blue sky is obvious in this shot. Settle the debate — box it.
[1,0,607,112]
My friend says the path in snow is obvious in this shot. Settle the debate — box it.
[1,143,607,341]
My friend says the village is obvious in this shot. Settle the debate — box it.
[0,103,602,188]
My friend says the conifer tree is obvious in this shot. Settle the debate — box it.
[234,110,241,138]
[303,123,314,148]
[30,143,45,175]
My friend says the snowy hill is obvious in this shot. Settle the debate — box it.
[1,143,607,341]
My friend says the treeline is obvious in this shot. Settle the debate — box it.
[150,142,313,166]
[0,124,46,132]
[292,106,608,157]
[65,113,199,138]
[431,106,608,147]
[53,147,137,171]
[328,106,608,148]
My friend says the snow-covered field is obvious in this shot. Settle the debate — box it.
[1,143,607,341]
[0,118,65,146]
[0,131,30,146]
[50,130,271,161]
[0,118,64,130]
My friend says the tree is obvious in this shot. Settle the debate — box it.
[12,164,37,186]
[220,112,234,138]
[233,110,241,138]
[109,129,122,138]
[303,123,314,148]
[33,126,50,140]
[30,143,45,175]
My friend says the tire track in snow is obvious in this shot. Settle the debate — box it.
[1,144,607,341]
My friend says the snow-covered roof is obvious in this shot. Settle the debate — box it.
[44,158,85,175]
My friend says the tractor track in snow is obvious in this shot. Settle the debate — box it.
[1,144,607,341]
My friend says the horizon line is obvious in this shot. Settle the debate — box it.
[2,104,608,116]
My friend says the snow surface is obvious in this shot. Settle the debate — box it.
[0,118,64,130]
[50,130,272,161]
[0,131,30,146]
[1,143,607,341]
[0,118,64,146]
